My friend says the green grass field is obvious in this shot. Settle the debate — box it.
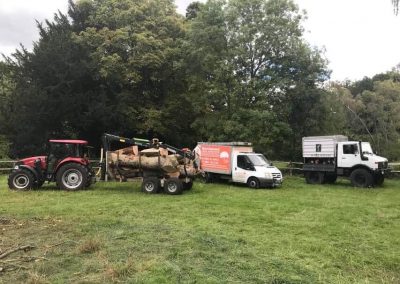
[0,175,399,283]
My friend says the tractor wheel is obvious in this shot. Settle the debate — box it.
[141,177,161,194]
[374,173,385,186]
[183,180,193,190]
[8,169,35,191]
[350,168,373,188]
[164,178,183,195]
[305,171,324,184]
[247,177,260,189]
[56,163,88,191]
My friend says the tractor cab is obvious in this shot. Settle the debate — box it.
[8,139,95,191]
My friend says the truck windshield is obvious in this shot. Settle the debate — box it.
[247,154,269,166]
[361,142,374,155]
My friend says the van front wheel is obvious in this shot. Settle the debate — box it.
[247,177,260,189]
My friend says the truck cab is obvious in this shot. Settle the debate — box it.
[303,135,389,187]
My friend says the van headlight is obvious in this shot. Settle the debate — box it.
[265,172,272,179]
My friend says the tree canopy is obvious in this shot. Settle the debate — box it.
[0,0,399,161]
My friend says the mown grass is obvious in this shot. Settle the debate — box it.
[0,175,399,283]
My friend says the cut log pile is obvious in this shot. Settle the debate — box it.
[107,146,197,181]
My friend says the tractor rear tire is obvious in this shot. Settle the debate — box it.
[350,168,373,188]
[305,171,324,184]
[56,163,88,191]
[8,169,35,191]
[164,178,183,195]
[141,177,161,194]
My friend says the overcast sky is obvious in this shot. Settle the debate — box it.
[1,0,399,81]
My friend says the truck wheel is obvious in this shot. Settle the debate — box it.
[56,163,88,191]
[324,173,337,184]
[305,171,324,184]
[350,169,373,188]
[8,169,35,191]
[247,177,260,189]
[164,178,183,195]
[374,173,384,186]
[183,180,193,190]
[141,177,161,194]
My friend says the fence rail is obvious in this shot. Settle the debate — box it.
[0,160,399,174]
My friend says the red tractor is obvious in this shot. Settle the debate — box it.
[8,140,95,191]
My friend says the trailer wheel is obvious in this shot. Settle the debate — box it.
[374,173,384,186]
[8,169,35,191]
[350,168,373,188]
[183,180,193,190]
[247,177,260,189]
[164,178,183,195]
[305,171,324,184]
[56,163,88,191]
[141,177,161,194]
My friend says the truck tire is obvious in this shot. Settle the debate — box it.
[164,178,183,195]
[305,171,324,184]
[141,177,161,194]
[374,173,384,186]
[324,173,337,184]
[247,177,260,189]
[183,180,193,190]
[56,163,88,191]
[350,168,373,188]
[8,169,35,191]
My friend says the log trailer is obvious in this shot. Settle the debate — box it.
[302,135,389,187]
[100,133,197,195]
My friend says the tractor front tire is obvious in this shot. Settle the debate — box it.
[350,168,373,188]
[56,163,88,191]
[141,177,161,194]
[164,178,183,195]
[8,169,35,191]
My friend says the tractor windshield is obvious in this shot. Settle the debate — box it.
[50,143,85,159]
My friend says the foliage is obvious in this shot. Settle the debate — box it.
[185,0,329,159]
[1,0,399,161]
[329,71,400,160]
[0,176,400,283]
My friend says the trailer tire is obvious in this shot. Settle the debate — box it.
[164,178,183,195]
[247,177,260,189]
[374,173,384,186]
[141,177,161,194]
[8,169,35,191]
[305,171,324,184]
[350,168,373,188]
[183,180,193,190]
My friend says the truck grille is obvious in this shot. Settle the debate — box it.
[378,162,388,169]
[272,173,282,179]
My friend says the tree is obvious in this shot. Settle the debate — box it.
[393,0,399,15]
[186,0,329,158]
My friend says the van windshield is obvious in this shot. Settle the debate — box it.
[247,154,269,166]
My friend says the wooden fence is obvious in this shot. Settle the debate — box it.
[1,160,399,175]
